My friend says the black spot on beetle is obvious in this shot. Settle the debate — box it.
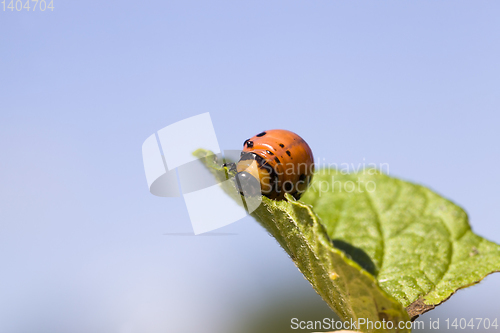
[284,182,293,192]
[244,139,253,148]
[266,150,274,155]
[279,143,285,148]
[274,157,280,164]
[286,150,291,157]
[299,174,306,181]
[254,154,266,167]
[256,132,266,137]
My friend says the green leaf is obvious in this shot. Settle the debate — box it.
[194,149,500,329]
[194,149,410,332]
[301,169,500,319]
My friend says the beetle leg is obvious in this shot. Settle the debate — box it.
[223,162,237,173]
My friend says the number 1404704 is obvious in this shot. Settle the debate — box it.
[2,0,54,11]
[445,318,498,330]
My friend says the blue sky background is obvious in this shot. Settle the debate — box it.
[1,1,499,332]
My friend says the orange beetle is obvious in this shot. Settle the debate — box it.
[234,129,314,200]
